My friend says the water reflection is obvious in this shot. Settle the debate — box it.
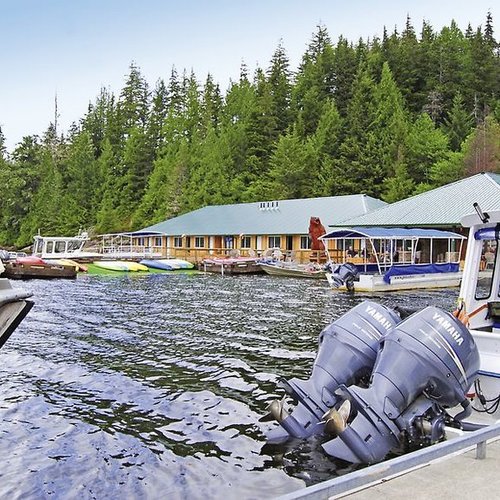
[0,274,457,498]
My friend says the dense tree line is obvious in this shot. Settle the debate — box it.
[1,14,499,248]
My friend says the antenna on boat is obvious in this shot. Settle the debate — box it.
[473,202,490,223]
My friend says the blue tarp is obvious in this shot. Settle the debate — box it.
[321,227,465,240]
[382,263,460,283]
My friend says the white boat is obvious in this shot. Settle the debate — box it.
[320,227,465,292]
[261,206,500,451]
[456,204,500,420]
[0,272,33,348]
[32,232,162,261]
[33,232,101,260]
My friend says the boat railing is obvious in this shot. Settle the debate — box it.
[276,421,500,500]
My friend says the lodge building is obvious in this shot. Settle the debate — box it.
[130,194,386,263]
[128,173,500,264]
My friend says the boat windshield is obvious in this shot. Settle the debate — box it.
[474,233,499,300]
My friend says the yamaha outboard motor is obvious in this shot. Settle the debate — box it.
[261,301,401,442]
[327,263,359,292]
[322,306,480,464]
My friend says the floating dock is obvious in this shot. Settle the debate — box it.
[278,422,500,499]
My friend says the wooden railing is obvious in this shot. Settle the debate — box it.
[156,247,328,264]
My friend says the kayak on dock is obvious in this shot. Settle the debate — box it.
[139,258,194,271]
[93,261,149,272]
[45,258,88,272]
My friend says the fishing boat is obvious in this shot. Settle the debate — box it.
[139,258,194,271]
[32,232,102,261]
[201,257,263,275]
[320,227,465,292]
[453,204,500,422]
[259,203,500,470]
[0,273,33,349]
[259,260,326,279]
[32,232,162,262]
[92,261,149,272]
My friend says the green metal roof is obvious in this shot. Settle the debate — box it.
[337,173,500,228]
[135,194,386,236]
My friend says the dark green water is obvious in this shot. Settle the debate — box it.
[1,273,458,499]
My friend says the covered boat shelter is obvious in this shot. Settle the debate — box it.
[320,226,466,275]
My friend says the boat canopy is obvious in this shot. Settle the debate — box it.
[320,227,465,240]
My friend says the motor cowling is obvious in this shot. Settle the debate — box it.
[322,306,480,464]
[327,263,360,291]
[263,301,401,442]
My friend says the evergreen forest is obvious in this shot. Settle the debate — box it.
[1,14,499,248]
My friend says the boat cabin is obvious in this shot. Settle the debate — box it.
[32,233,95,259]
[458,208,500,334]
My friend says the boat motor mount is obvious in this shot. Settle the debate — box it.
[261,301,401,442]
[327,263,360,292]
[322,306,480,464]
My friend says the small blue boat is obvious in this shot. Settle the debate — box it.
[140,259,194,271]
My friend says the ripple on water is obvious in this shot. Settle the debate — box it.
[0,274,458,498]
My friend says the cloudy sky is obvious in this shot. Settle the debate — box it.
[0,0,496,150]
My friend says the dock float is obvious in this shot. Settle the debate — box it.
[277,422,500,499]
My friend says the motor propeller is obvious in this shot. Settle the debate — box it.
[259,396,289,423]
[322,399,351,437]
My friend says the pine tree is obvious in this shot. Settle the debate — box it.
[462,115,500,174]
[267,41,293,134]
[442,92,474,151]
[405,113,449,184]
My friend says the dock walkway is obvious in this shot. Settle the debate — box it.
[278,422,500,500]
[344,438,500,500]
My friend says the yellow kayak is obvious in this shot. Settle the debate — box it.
[47,258,88,272]
[93,261,149,272]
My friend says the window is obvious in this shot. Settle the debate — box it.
[137,237,145,246]
[241,236,252,249]
[154,237,162,247]
[55,241,66,253]
[268,236,281,248]
[195,237,205,248]
[174,237,183,248]
[300,236,311,250]
[476,239,497,300]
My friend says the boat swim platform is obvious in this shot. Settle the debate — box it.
[277,422,500,500]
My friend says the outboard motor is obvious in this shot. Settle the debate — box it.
[327,263,360,292]
[322,306,480,464]
[261,301,401,442]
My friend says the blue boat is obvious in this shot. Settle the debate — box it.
[140,258,194,271]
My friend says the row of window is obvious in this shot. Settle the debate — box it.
[135,235,314,250]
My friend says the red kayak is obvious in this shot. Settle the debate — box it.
[15,256,46,265]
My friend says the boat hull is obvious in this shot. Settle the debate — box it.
[202,258,263,275]
[326,271,462,292]
[260,262,326,279]
[3,261,77,280]
[0,278,34,348]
